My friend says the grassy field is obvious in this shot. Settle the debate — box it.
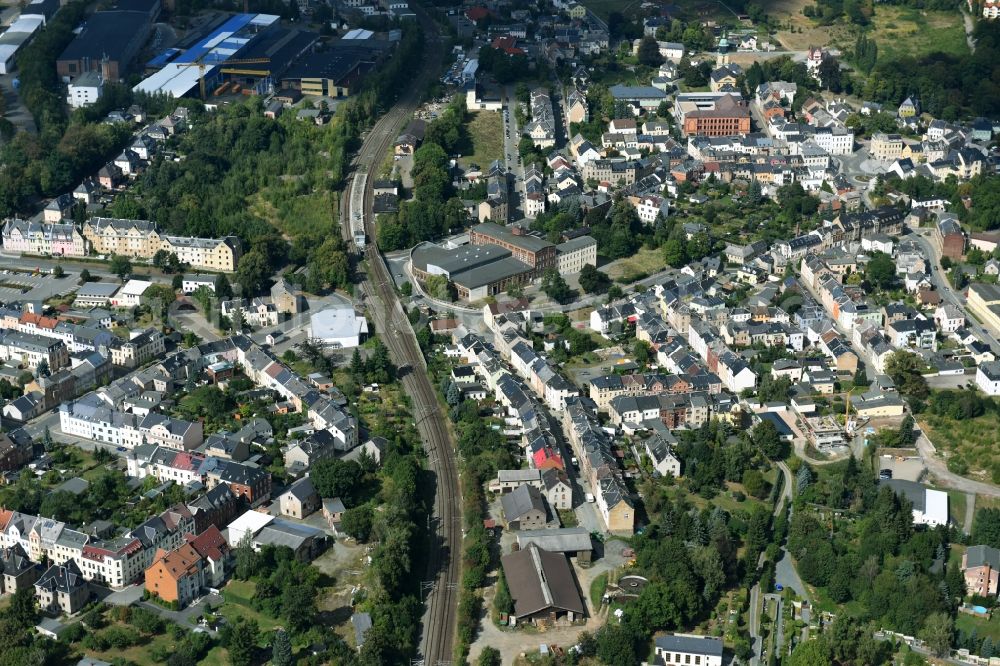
[220,579,282,631]
[458,111,504,171]
[604,246,667,282]
[949,490,968,529]
[249,189,338,239]
[766,0,967,61]
[582,0,736,23]
[919,411,1000,484]
[868,6,968,62]
[957,613,1000,643]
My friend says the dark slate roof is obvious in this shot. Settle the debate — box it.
[654,634,724,656]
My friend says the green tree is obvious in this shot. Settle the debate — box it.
[311,459,366,505]
[865,252,897,290]
[109,254,132,280]
[235,248,270,294]
[234,533,259,580]
[637,35,664,66]
[478,646,502,666]
[578,264,611,294]
[224,617,259,666]
[7,585,38,629]
[53,265,64,278]
[595,624,639,666]
[663,238,687,268]
[79,268,91,283]
[281,584,316,634]
[788,639,830,665]
[445,381,461,407]
[494,568,513,616]
[750,419,786,460]
[919,612,953,657]
[341,505,374,542]
[541,269,573,304]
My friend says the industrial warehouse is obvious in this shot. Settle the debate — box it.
[131,15,395,99]
[411,224,596,302]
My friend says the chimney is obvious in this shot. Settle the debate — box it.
[100,54,112,83]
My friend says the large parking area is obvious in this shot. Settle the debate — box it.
[0,267,79,302]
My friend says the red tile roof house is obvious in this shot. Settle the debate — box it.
[183,525,230,590]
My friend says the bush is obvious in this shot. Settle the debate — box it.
[129,606,166,634]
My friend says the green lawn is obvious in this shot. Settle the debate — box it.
[558,509,579,528]
[458,111,504,172]
[948,490,968,529]
[956,612,1000,643]
[590,572,609,608]
[220,580,282,632]
[605,247,667,282]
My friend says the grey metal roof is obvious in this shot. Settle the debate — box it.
[450,256,533,290]
[516,527,592,553]
[880,479,927,512]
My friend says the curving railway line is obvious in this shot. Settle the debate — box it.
[336,10,460,665]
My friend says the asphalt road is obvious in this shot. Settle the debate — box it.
[502,87,526,216]
[907,228,1000,350]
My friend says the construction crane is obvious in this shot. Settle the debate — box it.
[176,58,271,99]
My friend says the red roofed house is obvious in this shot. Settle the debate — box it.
[145,543,203,609]
[465,6,489,22]
[531,444,564,471]
[491,36,524,56]
[183,525,230,589]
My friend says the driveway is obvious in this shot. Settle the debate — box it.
[138,593,223,635]
[775,549,809,602]
[172,310,221,343]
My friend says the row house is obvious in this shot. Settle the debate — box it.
[60,392,203,450]
[145,526,231,608]
[588,370,721,411]
[1,219,86,257]
[0,505,192,591]
[562,398,634,535]
[608,392,711,429]
[0,330,70,371]
[81,218,242,272]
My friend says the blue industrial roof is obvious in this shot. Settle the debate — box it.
[175,13,255,64]
[146,48,181,68]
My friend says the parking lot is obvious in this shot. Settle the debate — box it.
[876,454,925,482]
[0,268,79,302]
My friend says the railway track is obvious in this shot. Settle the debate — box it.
[336,11,460,665]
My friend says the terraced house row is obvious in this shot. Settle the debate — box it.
[0,217,242,272]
